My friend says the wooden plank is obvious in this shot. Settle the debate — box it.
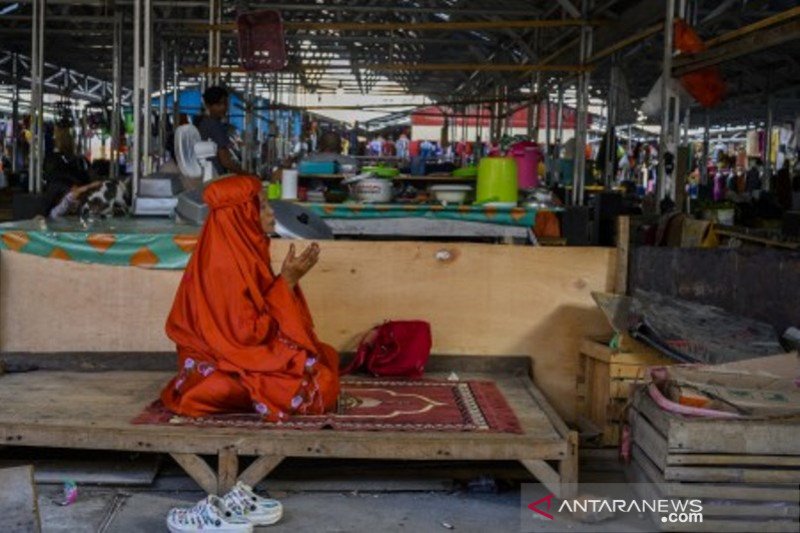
[610,351,672,367]
[0,465,40,533]
[558,431,579,498]
[631,445,799,502]
[668,454,800,467]
[170,453,217,494]
[217,447,239,495]
[589,357,611,427]
[634,388,800,455]
[238,456,284,488]
[630,387,672,436]
[664,464,800,484]
[520,377,570,439]
[520,459,565,498]
[627,461,799,526]
[609,362,652,379]
[614,215,630,294]
[580,337,667,364]
[600,423,620,447]
[0,371,567,461]
[629,409,669,472]
[0,242,615,423]
[580,338,614,364]
[609,379,638,399]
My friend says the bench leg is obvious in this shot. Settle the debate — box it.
[559,431,579,498]
[217,447,239,495]
[238,455,284,488]
[171,453,218,494]
[521,431,579,500]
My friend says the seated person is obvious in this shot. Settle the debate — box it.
[41,127,102,218]
[303,131,358,170]
[196,86,245,176]
[160,175,340,420]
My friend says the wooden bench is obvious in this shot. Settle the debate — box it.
[0,356,578,498]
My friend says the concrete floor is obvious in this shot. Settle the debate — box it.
[32,467,655,533]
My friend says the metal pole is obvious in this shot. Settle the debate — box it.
[604,62,617,187]
[243,73,254,172]
[555,84,564,183]
[172,48,180,126]
[132,0,141,198]
[764,95,774,191]
[158,43,167,160]
[143,0,153,174]
[545,89,551,184]
[658,0,676,202]
[701,110,709,186]
[29,0,45,194]
[27,0,36,193]
[11,53,19,173]
[670,93,680,200]
[36,0,44,193]
[572,0,591,206]
[207,0,221,87]
[111,11,122,180]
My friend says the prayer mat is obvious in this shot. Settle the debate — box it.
[132,378,523,433]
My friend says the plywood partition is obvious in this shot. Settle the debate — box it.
[0,242,614,420]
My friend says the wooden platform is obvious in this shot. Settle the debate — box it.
[0,366,578,498]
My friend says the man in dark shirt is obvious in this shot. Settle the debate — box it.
[196,86,245,176]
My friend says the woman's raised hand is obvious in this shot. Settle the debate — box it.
[280,242,320,289]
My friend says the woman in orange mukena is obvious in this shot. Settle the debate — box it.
[160,175,340,421]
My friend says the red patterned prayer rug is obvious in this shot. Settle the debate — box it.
[132,378,522,433]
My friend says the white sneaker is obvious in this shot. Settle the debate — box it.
[167,495,253,533]
[221,481,283,526]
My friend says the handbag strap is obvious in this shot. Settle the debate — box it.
[340,325,379,375]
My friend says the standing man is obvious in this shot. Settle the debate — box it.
[197,86,245,176]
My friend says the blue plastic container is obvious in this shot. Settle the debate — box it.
[299,160,338,175]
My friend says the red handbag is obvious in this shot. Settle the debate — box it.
[341,321,432,378]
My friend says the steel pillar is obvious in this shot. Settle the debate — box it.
[571,0,592,206]
[657,0,677,203]
[11,53,19,173]
[111,10,122,180]
[28,0,45,193]
[764,95,774,191]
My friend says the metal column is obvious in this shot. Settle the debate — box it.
[544,90,551,184]
[603,61,617,187]
[143,0,153,175]
[764,95,774,191]
[172,48,180,126]
[208,0,222,87]
[242,73,255,173]
[11,53,19,173]
[132,0,142,198]
[110,11,122,180]
[657,0,676,203]
[572,0,592,206]
[28,0,45,193]
[701,111,710,186]
[159,43,167,160]
[555,84,564,183]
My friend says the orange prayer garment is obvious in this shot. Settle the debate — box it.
[160,176,340,422]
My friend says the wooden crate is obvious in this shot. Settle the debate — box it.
[627,387,800,531]
[577,336,674,447]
